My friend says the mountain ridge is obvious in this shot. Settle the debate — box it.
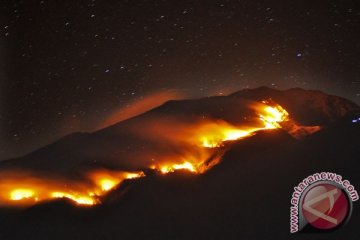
[0,87,359,171]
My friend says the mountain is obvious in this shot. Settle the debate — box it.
[0,87,359,240]
[0,87,358,172]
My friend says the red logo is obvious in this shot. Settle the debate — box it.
[301,183,350,230]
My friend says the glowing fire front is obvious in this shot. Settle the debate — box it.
[152,101,292,175]
[258,104,289,129]
[0,100,320,207]
[0,170,145,206]
[10,189,35,201]
[158,162,197,174]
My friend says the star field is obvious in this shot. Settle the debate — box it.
[1,0,360,159]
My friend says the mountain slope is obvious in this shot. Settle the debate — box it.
[0,121,359,240]
[0,87,360,239]
[0,87,358,173]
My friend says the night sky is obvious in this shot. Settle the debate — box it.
[1,0,360,160]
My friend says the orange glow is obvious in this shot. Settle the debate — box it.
[193,102,289,149]
[126,172,146,179]
[197,122,258,148]
[51,192,97,205]
[160,161,197,174]
[258,104,289,129]
[0,169,145,207]
[150,101,316,175]
[99,179,117,191]
[89,170,145,193]
[10,189,35,201]
[0,100,321,208]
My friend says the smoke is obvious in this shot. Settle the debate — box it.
[98,90,186,130]
[0,97,321,207]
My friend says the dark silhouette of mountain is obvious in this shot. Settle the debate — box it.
[0,87,359,240]
[0,87,358,173]
[230,87,359,125]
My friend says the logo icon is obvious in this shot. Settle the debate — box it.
[301,183,350,230]
[290,172,358,233]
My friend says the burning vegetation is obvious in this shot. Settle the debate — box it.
[0,100,320,207]
[0,169,145,206]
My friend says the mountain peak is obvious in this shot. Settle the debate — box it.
[229,87,359,125]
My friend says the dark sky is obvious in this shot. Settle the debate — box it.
[1,0,360,160]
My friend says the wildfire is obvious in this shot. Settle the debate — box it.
[0,100,320,208]
[258,104,289,129]
[149,102,293,175]
[199,123,257,148]
[196,102,290,148]
[51,192,97,205]
[0,169,145,207]
[159,161,197,174]
[10,189,35,201]
[89,170,145,192]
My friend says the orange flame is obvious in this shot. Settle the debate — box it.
[0,169,145,206]
[0,100,320,207]
[152,101,293,175]
[258,104,289,129]
[10,189,35,201]
[159,161,197,174]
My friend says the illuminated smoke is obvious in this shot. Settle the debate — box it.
[0,100,320,207]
